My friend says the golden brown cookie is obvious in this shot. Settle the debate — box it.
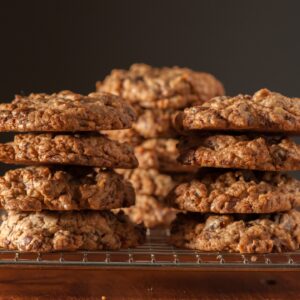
[178,89,300,133]
[101,107,179,144]
[0,133,138,168]
[120,194,177,228]
[170,210,300,253]
[116,168,177,199]
[0,91,136,132]
[96,63,224,109]
[178,134,300,171]
[0,166,135,211]
[102,129,144,146]
[0,210,145,252]
[136,138,198,172]
[167,170,300,213]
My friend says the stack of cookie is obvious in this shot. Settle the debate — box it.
[0,91,145,252]
[97,64,225,227]
[168,88,300,253]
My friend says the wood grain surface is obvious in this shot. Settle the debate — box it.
[0,267,299,299]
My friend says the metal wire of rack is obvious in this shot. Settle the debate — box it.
[0,229,300,269]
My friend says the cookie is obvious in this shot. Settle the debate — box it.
[0,210,145,252]
[0,91,136,132]
[136,138,198,172]
[132,107,178,138]
[0,166,135,211]
[167,170,300,213]
[102,108,179,145]
[170,209,300,253]
[117,168,177,199]
[117,168,195,199]
[102,128,144,146]
[178,89,300,133]
[114,169,193,228]
[0,133,138,168]
[178,134,300,171]
[96,63,224,109]
[120,194,177,228]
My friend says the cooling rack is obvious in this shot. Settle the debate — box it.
[0,229,300,270]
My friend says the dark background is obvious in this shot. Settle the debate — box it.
[0,0,299,173]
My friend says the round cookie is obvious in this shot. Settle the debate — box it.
[0,210,145,252]
[178,89,300,134]
[167,170,300,213]
[0,133,138,168]
[0,166,135,211]
[178,134,300,171]
[96,63,224,109]
[0,91,136,132]
[170,209,300,253]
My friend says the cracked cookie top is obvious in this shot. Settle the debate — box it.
[0,210,145,252]
[167,170,300,213]
[0,133,138,168]
[0,166,135,211]
[0,91,136,132]
[178,89,300,133]
[178,134,300,171]
[96,63,224,109]
[170,209,300,253]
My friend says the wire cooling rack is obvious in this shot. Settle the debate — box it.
[0,229,300,270]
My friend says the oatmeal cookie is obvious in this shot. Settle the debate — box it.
[96,63,224,109]
[167,170,300,213]
[0,166,135,211]
[132,107,179,138]
[178,89,300,133]
[170,209,300,253]
[102,107,179,144]
[102,128,144,146]
[0,210,145,252]
[116,168,177,199]
[121,194,177,228]
[136,138,198,172]
[178,134,300,171]
[0,133,138,168]
[0,91,136,132]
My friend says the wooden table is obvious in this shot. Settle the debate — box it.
[1,231,299,299]
[0,266,299,299]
